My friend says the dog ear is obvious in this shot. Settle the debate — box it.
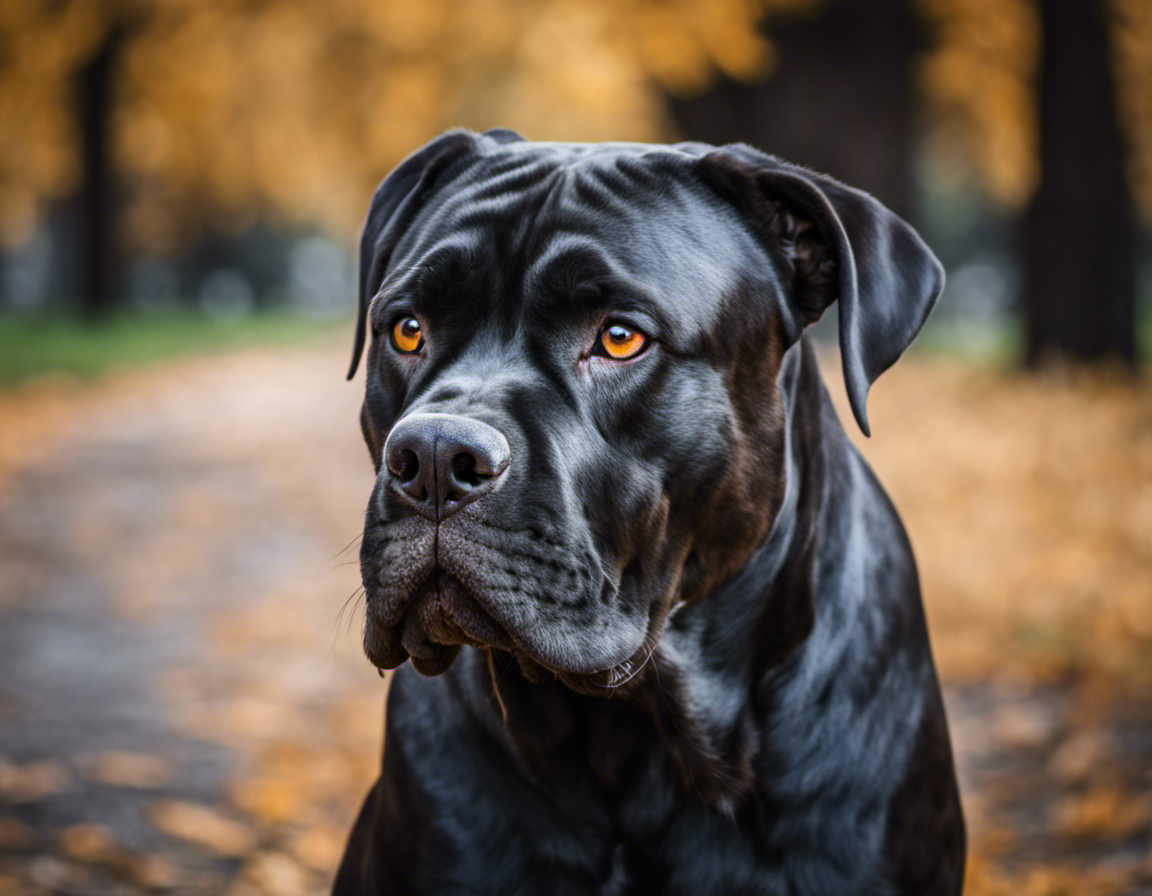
[347,129,513,379]
[695,150,944,436]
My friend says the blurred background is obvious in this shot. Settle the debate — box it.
[0,1,1149,894]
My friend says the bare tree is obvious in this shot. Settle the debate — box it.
[1022,0,1137,364]
[667,0,925,223]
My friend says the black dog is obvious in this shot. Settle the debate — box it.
[335,129,965,895]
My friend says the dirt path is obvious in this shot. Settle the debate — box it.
[0,343,381,895]
[0,341,1148,894]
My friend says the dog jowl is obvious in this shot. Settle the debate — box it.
[336,129,965,896]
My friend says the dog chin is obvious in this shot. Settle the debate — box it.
[363,572,508,675]
[363,570,653,688]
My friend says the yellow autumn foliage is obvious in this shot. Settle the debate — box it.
[0,0,1150,250]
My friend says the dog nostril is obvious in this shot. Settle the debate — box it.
[451,452,486,490]
[397,449,420,484]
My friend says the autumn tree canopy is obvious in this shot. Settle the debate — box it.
[0,0,795,253]
[0,0,1149,268]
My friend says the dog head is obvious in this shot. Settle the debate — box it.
[349,129,942,692]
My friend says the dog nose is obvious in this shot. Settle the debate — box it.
[384,413,511,522]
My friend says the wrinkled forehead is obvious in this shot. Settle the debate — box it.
[382,143,773,336]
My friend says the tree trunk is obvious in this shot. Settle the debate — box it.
[1022,0,1136,364]
[75,25,126,320]
[667,0,923,223]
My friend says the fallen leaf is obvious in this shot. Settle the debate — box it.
[149,800,257,856]
[990,701,1055,750]
[0,816,37,849]
[78,750,173,788]
[1048,730,1111,785]
[287,823,347,872]
[0,758,70,802]
[0,870,31,896]
[236,851,312,896]
[122,851,182,889]
[25,854,85,890]
[58,823,118,862]
[230,776,305,824]
[1052,786,1152,839]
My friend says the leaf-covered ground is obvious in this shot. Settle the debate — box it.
[0,339,1148,895]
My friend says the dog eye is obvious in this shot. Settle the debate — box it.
[595,324,647,361]
[391,317,424,354]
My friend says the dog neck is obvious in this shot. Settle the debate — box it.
[638,337,830,806]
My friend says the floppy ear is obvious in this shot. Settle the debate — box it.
[695,149,944,436]
[348,128,526,379]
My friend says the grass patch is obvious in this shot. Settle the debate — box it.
[1140,295,1152,361]
[0,308,349,385]
[911,315,1024,365]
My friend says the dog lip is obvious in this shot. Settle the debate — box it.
[382,571,517,658]
[400,615,438,658]
[435,580,517,650]
[362,522,650,680]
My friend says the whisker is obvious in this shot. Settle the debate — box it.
[335,584,367,635]
[598,636,660,690]
[487,649,510,725]
[325,532,364,570]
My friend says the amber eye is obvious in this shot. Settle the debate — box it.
[391,317,424,353]
[596,323,647,361]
